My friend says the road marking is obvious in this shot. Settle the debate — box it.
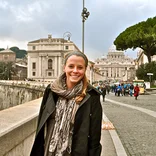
[102,103,127,156]
[106,98,156,118]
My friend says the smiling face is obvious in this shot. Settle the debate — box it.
[63,55,87,89]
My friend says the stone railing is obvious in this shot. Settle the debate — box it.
[146,88,156,94]
[0,98,41,156]
[0,81,46,110]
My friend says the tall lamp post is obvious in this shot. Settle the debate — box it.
[81,0,90,53]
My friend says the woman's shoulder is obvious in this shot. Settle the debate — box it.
[87,83,101,95]
[44,84,58,97]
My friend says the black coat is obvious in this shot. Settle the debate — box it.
[30,84,102,156]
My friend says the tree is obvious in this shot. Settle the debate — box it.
[0,48,5,51]
[136,64,147,81]
[0,46,27,58]
[0,62,17,80]
[114,16,156,63]
[10,46,27,58]
[136,62,156,81]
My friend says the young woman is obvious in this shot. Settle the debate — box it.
[30,51,102,156]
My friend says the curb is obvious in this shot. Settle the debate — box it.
[102,111,127,156]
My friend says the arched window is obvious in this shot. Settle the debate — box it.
[48,59,53,69]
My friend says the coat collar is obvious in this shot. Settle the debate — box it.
[36,83,99,135]
[78,83,100,108]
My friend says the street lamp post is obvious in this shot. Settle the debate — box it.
[62,31,72,60]
[81,0,90,53]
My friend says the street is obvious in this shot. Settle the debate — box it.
[102,93,156,156]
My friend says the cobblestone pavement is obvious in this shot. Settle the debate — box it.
[103,93,156,156]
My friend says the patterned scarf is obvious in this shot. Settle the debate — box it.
[48,73,83,156]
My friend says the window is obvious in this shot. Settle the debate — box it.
[32,62,36,69]
[32,72,36,76]
[33,46,36,50]
[3,55,8,60]
[48,59,53,69]
[65,46,69,50]
[48,72,52,76]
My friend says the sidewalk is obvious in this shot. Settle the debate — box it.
[101,130,117,156]
[100,97,128,156]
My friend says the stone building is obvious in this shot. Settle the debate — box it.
[15,57,27,80]
[0,48,16,62]
[27,34,81,82]
[94,46,135,82]
[137,48,156,66]
[0,48,27,80]
[27,34,104,83]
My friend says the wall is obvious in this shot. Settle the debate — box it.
[0,82,44,110]
[0,98,41,156]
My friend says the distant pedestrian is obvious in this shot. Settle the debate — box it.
[106,85,110,94]
[121,83,124,96]
[129,83,134,96]
[117,84,122,96]
[134,84,140,100]
[101,85,107,102]
[143,83,146,93]
[114,85,117,96]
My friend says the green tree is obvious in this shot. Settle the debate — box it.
[136,61,156,81]
[114,16,156,63]
[0,62,5,79]
[0,48,5,51]
[10,46,27,58]
[0,62,17,80]
[136,64,147,81]
[0,46,27,58]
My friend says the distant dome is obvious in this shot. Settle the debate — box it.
[108,45,116,52]
[0,48,15,54]
[108,45,124,53]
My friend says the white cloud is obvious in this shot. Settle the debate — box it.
[0,39,27,49]
[0,0,8,9]
[0,0,156,60]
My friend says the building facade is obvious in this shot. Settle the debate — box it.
[27,34,81,82]
[94,46,135,82]
[0,48,16,62]
[137,48,156,66]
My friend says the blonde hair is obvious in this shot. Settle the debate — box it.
[75,74,88,104]
[64,51,88,67]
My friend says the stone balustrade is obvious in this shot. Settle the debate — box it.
[0,81,45,110]
[0,98,42,156]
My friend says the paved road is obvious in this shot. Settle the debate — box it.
[102,93,156,156]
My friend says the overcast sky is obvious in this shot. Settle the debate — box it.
[0,0,156,61]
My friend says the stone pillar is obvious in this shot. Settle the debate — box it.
[39,56,42,78]
[27,55,31,78]
[54,56,57,77]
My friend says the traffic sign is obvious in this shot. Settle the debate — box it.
[147,73,153,75]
